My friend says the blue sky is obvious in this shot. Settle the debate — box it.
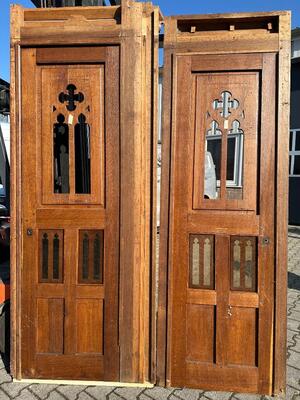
[1,0,299,82]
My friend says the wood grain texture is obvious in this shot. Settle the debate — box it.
[14,45,120,382]
[12,2,159,384]
[10,5,23,379]
[159,13,285,395]
[119,1,159,383]
[273,12,291,397]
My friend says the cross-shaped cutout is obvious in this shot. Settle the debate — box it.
[213,91,239,118]
[206,120,222,136]
[59,84,84,112]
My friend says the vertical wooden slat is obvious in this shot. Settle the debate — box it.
[215,235,230,366]
[119,1,159,383]
[168,55,193,386]
[258,53,276,395]
[20,47,38,377]
[274,12,291,396]
[103,46,120,382]
[10,4,24,379]
[157,17,177,387]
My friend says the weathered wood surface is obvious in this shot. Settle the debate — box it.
[11,1,159,384]
[159,12,290,396]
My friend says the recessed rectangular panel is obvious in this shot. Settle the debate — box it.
[76,299,104,354]
[39,230,64,283]
[78,230,104,284]
[41,66,105,205]
[230,236,257,292]
[37,298,64,354]
[193,72,259,211]
[189,235,214,289]
[186,304,215,363]
[227,307,257,366]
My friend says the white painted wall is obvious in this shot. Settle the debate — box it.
[0,122,10,163]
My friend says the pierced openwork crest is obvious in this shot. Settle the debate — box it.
[59,84,84,111]
[213,90,239,118]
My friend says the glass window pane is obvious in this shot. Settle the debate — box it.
[227,137,236,181]
[207,139,221,181]
[296,131,300,151]
[54,114,69,194]
[294,156,300,175]
[290,131,293,151]
[75,114,91,194]
[189,235,214,289]
[79,230,104,284]
[231,236,257,292]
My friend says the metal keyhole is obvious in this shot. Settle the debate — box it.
[27,228,33,236]
[262,236,270,246]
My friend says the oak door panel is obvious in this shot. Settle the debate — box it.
[36,298,64,354]
[21,46,120,381]
[186,304,215,363]
[167,53,276,394]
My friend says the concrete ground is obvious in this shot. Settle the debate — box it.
[0,227,299,399]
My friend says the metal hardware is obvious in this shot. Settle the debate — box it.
[27,228,33,236]
[262,236,270,245]
[227,305,232,317]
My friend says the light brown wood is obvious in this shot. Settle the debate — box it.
[36,47,108,64]
[10,5,24,380]
[18,46,120,381]
[11,2,159,385]
[274,12,291,397]
[24,6,121,22]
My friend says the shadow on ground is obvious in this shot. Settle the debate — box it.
[288,271,300,291]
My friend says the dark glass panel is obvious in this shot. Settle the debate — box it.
[207,138,221,181]
[75,114,91,194]
[82,233,89,280]
[290,131,293,151]
[42,233,49,280]
[231,237,257,292]
[296,131,300,151]
[53,114,69,194]
[94,233,101,281]
[53,234,60,280]
[294,156,300,175]
[227,137,236,181]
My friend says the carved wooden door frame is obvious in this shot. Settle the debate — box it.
[10,1,160,383]
[158,12,291,396]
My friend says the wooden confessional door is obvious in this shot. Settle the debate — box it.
[168,53,276,394]
[21,46,119,380]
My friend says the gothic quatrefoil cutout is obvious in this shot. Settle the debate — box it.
[59,84,84,112]
[213,91,239,118]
